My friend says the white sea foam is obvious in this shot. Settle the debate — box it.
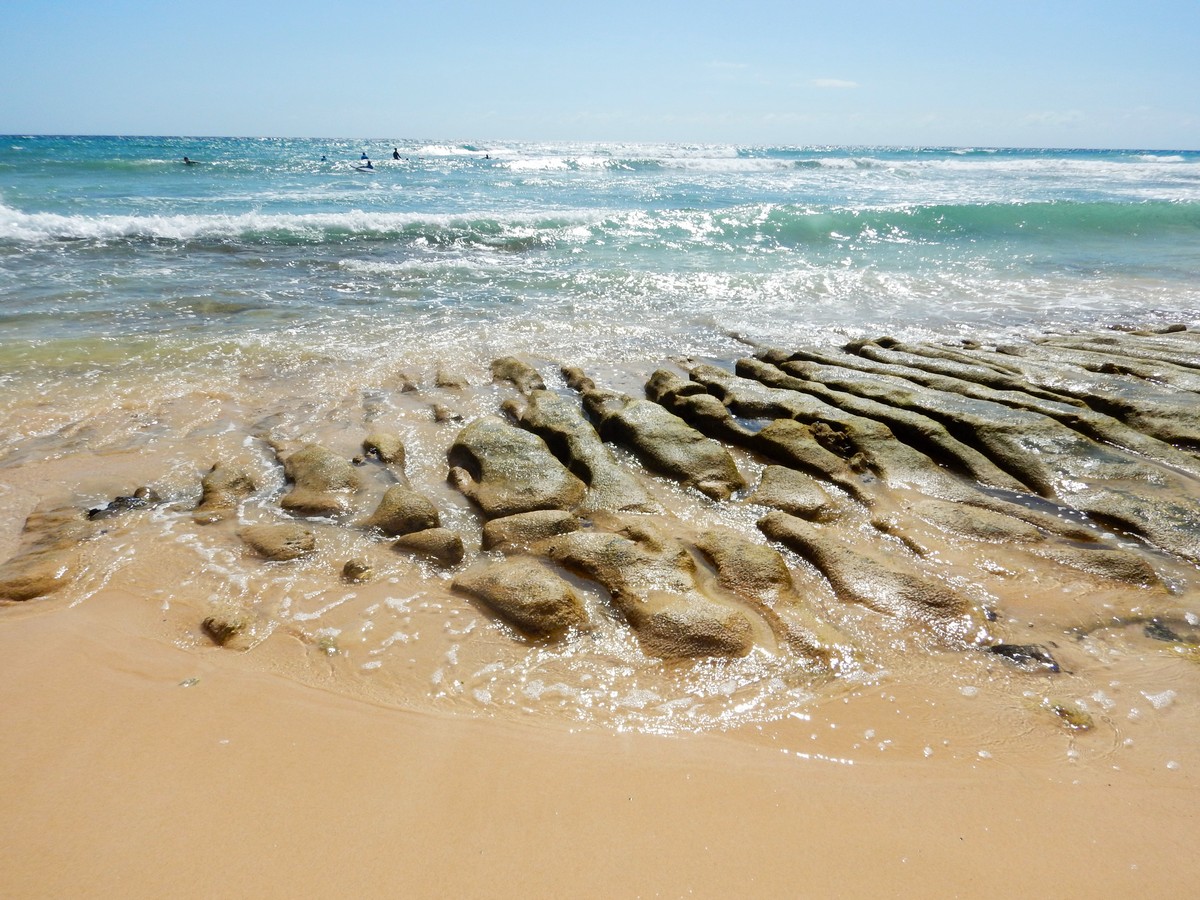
[0,202,595,244]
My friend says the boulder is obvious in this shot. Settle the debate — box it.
[393,527,465,567]
[448,416,586,518]
[454,558,588,638]
[491,356,546,394]
[362,432,406,468]
[363,485,440,536]
[280,444,362,518]
[342,558,373,582]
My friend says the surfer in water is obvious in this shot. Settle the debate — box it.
[182,156,196,165]
[393,148,401,160]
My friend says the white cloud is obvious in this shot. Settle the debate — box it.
[811,78,859,89]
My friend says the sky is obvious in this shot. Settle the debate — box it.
[2,0,1197,148]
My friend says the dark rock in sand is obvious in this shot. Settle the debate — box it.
[280,444,363,518]
[342,558,373,582]
[362,485,441,536]
[392,527,465,566]
[88,486,163,520]
[986,643,1061,673]
[193,465,257,524]
[491,356,546,394]
[432,404,463,423]
[448,416,586,518]
[238,523,316,561]
[481,510,581,553]
[454,558,588,638]
[202,609,253,648]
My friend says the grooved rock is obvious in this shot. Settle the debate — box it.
[540,519,754,659]
[573,378,744,500]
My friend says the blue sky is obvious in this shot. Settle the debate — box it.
[2,0,1196,147]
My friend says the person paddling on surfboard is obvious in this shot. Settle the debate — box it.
[182,156,196,165]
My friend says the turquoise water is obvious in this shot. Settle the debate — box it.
[2,136,1198,370]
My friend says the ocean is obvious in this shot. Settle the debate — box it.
[2,136,1198,380]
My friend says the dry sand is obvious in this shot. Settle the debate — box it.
[2,585,1196,899]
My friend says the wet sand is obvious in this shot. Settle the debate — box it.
[2,587,1196,898]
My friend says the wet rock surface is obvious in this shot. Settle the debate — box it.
[392,527,465,566]
[448,416,586,518]
[4,326,1200,739]
[280,444,363,518]
[539,518,756,659]
[193,465,257,524]
[481,510,581,552]
[568,368,745,500]
[362,485,441,537]
[238,523,317,561]
[453,557,588,638]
